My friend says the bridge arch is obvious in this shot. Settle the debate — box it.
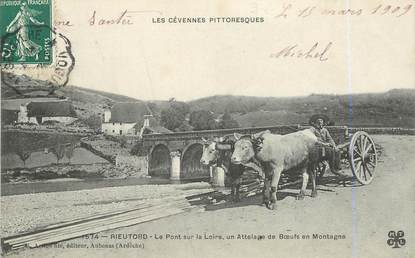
[148,144,171,178]
[181,143,210,179]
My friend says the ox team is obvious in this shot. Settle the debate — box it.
[200,115,339,210]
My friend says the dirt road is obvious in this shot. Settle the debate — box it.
[4,135,415,258]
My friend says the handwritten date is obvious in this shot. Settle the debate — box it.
[371,4,412,17]
[255,3,413,18]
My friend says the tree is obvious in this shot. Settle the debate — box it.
[130,140,148,156]
[81,114,102,130]
[65,143,75,163]
[189,110,217,130]
[16,149,31,167]
[119,135,127,148]
[160,108,185,131]
[12,133,32,167]
[219,112,239,129]
[160,100,190,131]
[51,144,66,163]
[170,100,190,116]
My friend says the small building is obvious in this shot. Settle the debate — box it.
[138,115,172,137]
[102,102,171,136]
[17,100,77,125]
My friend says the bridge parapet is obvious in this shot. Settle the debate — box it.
[142,125,348,143]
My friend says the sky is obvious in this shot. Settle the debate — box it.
[6,0,415,101]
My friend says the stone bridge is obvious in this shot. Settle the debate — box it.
[141,125,348,180]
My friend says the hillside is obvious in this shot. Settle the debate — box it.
[1,71,142,119]
[188,90,415,128]
[52,87,415,128]
[54,86,142,118]
[2,71,414,128]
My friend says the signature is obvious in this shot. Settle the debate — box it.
[89,10,162,26]
[270,42,332,61]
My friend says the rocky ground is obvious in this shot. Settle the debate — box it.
[2,163,148,184]
[81,135,133,159]
[1,182,212,237]
[2,135,414,258]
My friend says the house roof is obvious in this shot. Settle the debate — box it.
[144,125,172,134]
[27,101,77,117]
[1,98,64,111]
[132,116,172,134]
[110,102,151,123]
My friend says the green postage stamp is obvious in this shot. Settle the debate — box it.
[0,0,52,64]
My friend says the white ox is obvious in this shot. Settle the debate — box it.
[231,129,320,210]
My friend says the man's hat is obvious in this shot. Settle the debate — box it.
[309,114,330,126]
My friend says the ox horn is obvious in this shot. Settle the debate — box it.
[201,137,208,143]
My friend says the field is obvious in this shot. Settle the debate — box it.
[1,148,108,169]
[2,135,414,258]
[1,131,83,155]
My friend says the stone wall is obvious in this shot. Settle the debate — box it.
[80,140,116,164]
[41,117,77,124]
[349,127,415,135]
[115,154,148,176]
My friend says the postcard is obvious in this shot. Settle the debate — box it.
[1,0,414,257]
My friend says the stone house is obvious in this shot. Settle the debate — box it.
[102,102,171,136]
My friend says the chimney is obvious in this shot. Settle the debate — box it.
[143,114,152,127]
[104,110,111,123]
[18,104,28,123]
[19,104,27,114]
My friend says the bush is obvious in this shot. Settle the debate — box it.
[130,141,148,156]
[189,110,217,130]
[15,122,38,126]
[80,114,102,130]
[42,120,61,125]
[218,112,239,129]
[104,134,118,141]
[160,100,190,131]
[119,135,127,148]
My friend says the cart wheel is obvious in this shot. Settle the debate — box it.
[349,131,377,185]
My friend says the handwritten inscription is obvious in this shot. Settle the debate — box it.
[89,10,135,26]
[54,20,73,27]
[88,10,162,26]
[252,2,413,19]
[371,4,412,17]
[270,42,332,62]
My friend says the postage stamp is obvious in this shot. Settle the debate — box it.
[1,28,75,95]
[0,0,52,64]
[0,1,413,258]
[0,1,74,96]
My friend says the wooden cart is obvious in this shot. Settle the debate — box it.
[318,131,378,185]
